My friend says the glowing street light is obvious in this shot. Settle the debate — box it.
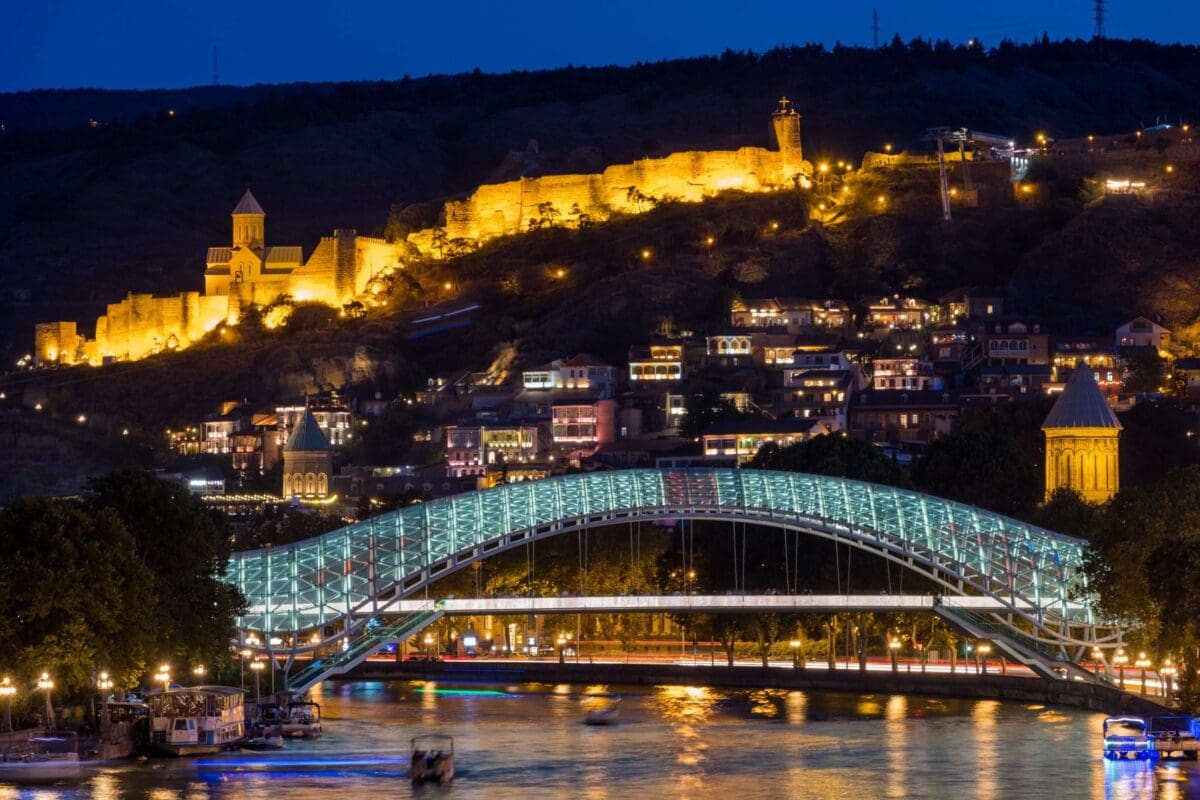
[1135,652,1152,694]
[0,677,15,732]
[249,660,265,700]
[36,672,54,730]
[153,662,172,695]
[192,665,207,681]
[639,248,653,261]
[889,638,901,673]
[556,635,567,664]
[1113,649,1128,689]
[790,639,803,670]
[1160,660,1177,698]
[978,643,992,675]
[97,671,114,726]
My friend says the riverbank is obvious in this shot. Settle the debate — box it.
[349,660,1174,716]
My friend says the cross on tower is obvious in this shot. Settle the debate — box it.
[777,97,793,113]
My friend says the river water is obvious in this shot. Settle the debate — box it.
[1,679,1196,799]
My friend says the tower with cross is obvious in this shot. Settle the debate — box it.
[772,96,803,176]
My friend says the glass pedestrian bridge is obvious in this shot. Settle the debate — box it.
[226,469,1117,659]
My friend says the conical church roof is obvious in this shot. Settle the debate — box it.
[1042,368,1122,430]
[285,408,331,452]
[232,189,265,215]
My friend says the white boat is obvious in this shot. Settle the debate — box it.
[584,695,621,726]
[411,735,454,784]
[146,686,246,756]
[0,737,82,781]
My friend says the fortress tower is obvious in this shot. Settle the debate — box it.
[1042,368,1121,503]
[231,189,265,249]
[771,97,803,176]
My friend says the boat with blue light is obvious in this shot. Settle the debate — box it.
[1102,716,1154,760]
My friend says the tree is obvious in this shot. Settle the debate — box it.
[750,433,911,487]
[912,401,1050,518]
[0,498,155,693]
[1084,466,1200,710]
[1118,399,1200,488]
[1123,347,1166,394]
[1032,488,1097,538]
[86,470,246,670]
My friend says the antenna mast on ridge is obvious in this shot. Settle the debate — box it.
[1093,0,1106,39]
[872,8,880,48]
[212,47,220,86]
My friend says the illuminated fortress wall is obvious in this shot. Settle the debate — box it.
[35,102,807,367]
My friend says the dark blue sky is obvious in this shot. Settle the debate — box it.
[3,0,1195,92]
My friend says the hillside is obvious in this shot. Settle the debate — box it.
[3,38,1200,361]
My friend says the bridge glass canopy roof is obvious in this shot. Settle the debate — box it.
[226,469,1093,638]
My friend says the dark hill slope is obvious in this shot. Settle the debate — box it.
[2,39,1200,355]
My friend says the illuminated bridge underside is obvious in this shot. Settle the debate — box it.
[227,469,1112,650]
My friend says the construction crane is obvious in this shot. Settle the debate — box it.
[922,127,1014,222]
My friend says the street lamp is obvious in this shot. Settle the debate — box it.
[978,643,992,675]
[97,671,114,728]
[249,660,265,700]
[1161,660,1177,699]
[1113,649,1128,688]
[154,664,171,693]
[192,665,206,682]
[889,638,901,673]
[556,635,567,665]
[1135,652,1152,695]
[423,633,435,659]
[36,672,54,731]
[0,677,14,732]
[790,639,802,670]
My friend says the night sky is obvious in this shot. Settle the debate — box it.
[4,0,1196,92]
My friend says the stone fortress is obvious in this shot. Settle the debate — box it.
[35,100,810,367]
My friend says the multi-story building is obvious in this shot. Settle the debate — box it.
[522,354,617,394]
[629,343,684,383]
[976,364,1052,395]
[980,321,1049,367]
[1115,317,1171,352]
[276,391,355,446]
[444,425,541,477]
[700,417,828,465]
[848,390,959,453]
[871,357,938,391]
[775,369,854,429]
[1052,338,1122,395]
[551,397,617,455]
[730,297,850,330]
[937,287,1004,323]
[860,296,932,330]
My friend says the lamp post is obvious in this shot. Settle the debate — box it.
[0,677,14,733]
[889,638,901,673]
[249,660,265,700]
[1135,653,1151,695]
[423,633,435,660]
[192,665,206,683]
[556,635,567,665]
[36,672,54,731]
[915,642,926,673]
[790,639,802,670]
[978,643,992,675]
[1092,647,1103,676]
[1114,649,1128,689]
[154,664,171,693]
[1161,660,1177,700]
[97,671,113,732]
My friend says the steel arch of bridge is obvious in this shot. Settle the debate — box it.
[226,469,1110,650]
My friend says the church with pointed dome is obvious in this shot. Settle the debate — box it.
[282,407,333,499]
[1042,367,1122,503]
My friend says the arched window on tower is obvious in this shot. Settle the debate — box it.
[317,473,328,496]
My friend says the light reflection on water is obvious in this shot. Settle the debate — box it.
[0,680,1196,799]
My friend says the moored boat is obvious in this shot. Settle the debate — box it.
[146,686,245,756]
[584,694,621,726]
[0,736,82,781]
